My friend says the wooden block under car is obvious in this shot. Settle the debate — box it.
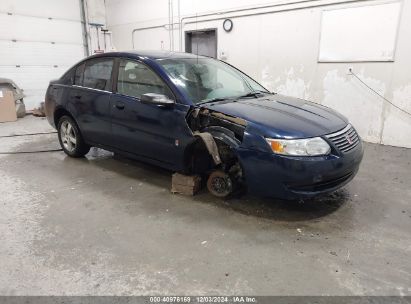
[171,173,202,196]
[0,90,17,123]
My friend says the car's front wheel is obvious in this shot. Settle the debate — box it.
[57,115,90,157]
[207,170,234,198]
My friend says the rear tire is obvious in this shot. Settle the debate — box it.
[57,115,90,157]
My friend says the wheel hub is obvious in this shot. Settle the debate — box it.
[60,121,77,152]
[207,170,233,198]
[212,177,228,194]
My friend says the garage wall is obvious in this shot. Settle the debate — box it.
[0,0,87,110]
[105,0,411,148]
[83,0,115,55]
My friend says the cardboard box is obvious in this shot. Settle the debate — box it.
[0,90,17,123]
[171,173,202,196]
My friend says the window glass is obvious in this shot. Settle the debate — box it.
[157,58,269,104]
[74,64,84,86]
[216,68,245,93]
[61,68,75,85]
[83,59,113,91]
[117,60,173,99]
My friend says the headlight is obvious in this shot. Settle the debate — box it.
[265,137,331,156]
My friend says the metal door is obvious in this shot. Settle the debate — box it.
[185,29,217,58]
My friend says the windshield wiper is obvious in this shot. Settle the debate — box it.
[197,90,271,105]
[238,91,267,99]
[197,97,228,105]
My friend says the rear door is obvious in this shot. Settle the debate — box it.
[68,58,114,146]
[110,58,184,167]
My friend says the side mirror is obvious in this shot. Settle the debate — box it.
[141,93,175,106]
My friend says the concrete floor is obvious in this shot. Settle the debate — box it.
[0,115,410,296]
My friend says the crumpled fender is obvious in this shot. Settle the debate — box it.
[193,132,222,165]
[194,126,242,166]
[202,126,241,149]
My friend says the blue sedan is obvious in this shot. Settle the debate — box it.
[45,51,363,199]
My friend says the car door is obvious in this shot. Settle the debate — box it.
[68,58,114,146]
[110,58,186,167]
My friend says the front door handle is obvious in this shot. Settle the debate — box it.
[74,95,82,99]
[115,101,125,110]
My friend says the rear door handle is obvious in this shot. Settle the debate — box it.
[114,101,125,110]
[74,95,82,99]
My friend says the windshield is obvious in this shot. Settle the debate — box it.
[156,57,269,104]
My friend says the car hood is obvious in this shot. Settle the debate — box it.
[201,94,348,138]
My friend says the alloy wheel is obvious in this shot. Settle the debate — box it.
[60,120,77,152]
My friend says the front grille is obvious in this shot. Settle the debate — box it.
[326,124,360,153]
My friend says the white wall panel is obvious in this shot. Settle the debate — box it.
[0,2,85,110]
[0,41,84,66]
[0,66,68,107]
[132,27,171,50]
[319,2,401,62]
[0,13,83,44]
[0,66,67,89]
[0,0,82,21]
[86,0,107,25]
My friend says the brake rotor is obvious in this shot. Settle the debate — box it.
[206,170,233,198]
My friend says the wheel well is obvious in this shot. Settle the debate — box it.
[184,138,214,175]
[54,108,72,127]
[184,137,241,176]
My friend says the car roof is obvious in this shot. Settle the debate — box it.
[88,50,210,61]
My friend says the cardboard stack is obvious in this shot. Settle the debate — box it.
[0,90,17,123]
[171,173,202,196]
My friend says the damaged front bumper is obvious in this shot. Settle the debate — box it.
[236,141,364,200]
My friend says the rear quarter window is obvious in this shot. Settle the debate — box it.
[74,63,85,86]
[83,59,113,91]
[60,68,75,85]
